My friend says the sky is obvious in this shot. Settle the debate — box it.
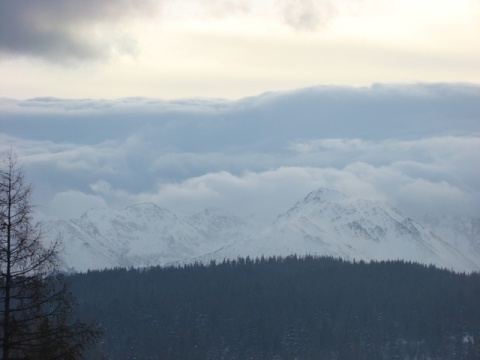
[1,0,479,99]
[0,0,479,223]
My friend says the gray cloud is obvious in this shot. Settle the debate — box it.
[1,83,479,220]
[0,0,376,63]
[277,0,338,31]
[0,0,161,62]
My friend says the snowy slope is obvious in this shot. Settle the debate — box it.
[42,189,480,273]
[201,189,479,272]
[421,215,480,270]
[42,203,251,272]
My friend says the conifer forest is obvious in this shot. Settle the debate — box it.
[71,256,480,360]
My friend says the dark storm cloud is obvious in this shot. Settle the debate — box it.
[0,0,161,62]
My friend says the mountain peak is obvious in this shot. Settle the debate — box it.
[303,188,348,204]
[276,188,349,221]
[192,207,224,218]
[125,202,161,211]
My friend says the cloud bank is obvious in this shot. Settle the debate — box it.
[1,83,479,221]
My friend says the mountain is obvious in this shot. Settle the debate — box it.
[420,214,480,269]
[206,188,479,272]
[42,203,252,272]
[42,189,480,273]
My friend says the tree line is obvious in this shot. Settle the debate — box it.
[71,256,480,360]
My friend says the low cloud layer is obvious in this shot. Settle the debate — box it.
[1,83,479,221]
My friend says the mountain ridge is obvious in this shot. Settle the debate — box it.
[42,188,480,273]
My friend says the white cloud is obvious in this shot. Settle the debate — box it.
[45,190,108,220]
[132,167,334,219]
[104,160,479,221]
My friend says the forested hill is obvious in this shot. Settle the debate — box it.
[70,256,480,360]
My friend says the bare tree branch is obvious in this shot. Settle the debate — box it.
[0,150,100,359]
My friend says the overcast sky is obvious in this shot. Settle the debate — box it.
[0,1,479,222]
[1,0,479,99]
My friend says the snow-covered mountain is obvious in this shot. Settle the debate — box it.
[420,214,480,270]
[42,189,480,273]
[205,189,479,272]
[42,203,252,272]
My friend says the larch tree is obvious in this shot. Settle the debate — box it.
[0,150,99,360]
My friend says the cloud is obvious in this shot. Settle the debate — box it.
[1,84,479,221]
[0,0,341,62]
[115,158,480,221]
[0,0,162,62]
[276,0,370,31]
[44,190,108,220]
[277,0,337,31]
[0,0,381,64]
[126,167,340,219]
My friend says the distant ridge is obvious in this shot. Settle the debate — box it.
[43,188,480,273]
